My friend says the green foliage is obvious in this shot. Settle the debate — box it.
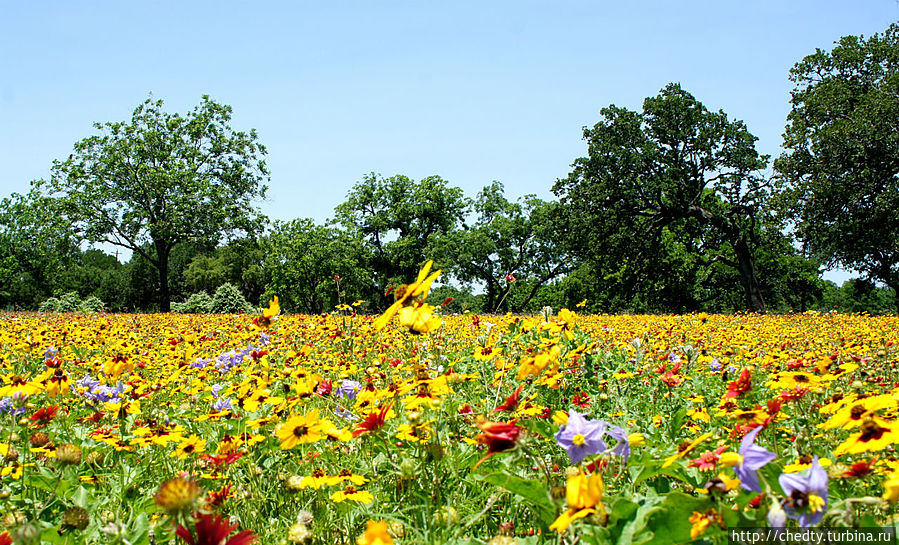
[820,279,897,314]
[776,23,899,312]
[172,291,215,314]
[262,219,369,314]
[554,83,775,312]
[210,282,254,314]
[430,182,569,313]
[335,173,466,309]
[37,297,60,312]
[38,292,107,313]
[44,95,269,311]
[0,190,80,309]
[79,295,107,313]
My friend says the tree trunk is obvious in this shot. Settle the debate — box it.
[156,243,171,313]
[733,237,766,313]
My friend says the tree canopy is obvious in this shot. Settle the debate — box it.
[776,23,899,311]
[553,83,774,312]
[44,95,269,311]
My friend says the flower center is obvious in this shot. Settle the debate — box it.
[293,425,309,438]
[808,494,826,513]
[572,434,586,446]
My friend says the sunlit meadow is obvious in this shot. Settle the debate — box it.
[3,264,899,544]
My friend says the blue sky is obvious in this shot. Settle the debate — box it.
[2,1,897,281]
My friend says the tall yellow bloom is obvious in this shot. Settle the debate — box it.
[374,261,441,331]
[549,470,605,533]
[398,303,441,335]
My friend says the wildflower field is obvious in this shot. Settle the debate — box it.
[3,272,899,544]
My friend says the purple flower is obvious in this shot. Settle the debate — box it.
[606,425,631,463]
[709,358,722,371]
[554,410,608,464]
[337,380,361,400]
[0,397,25,416]
[44,346,58,359]
[734,426,777,493]
[779,456,828,528]
[212,398,233,411]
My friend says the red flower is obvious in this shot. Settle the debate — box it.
[725,369,752,399]
[353,402,393,437]
[687,446,727,471]
[475,421,521,453]
[206,485,233,507]
[316,379,333,397]
[492,384,524,413]
[0,531,11,545]
[30,405,60,426]
[571,391,591,409]
[840,458,878,479]
[474,420,522,469]
[175,513,257,545]
[200,451,245,467]
[78,411,105,423]
[748,493,764,509]
[660,372,683,387]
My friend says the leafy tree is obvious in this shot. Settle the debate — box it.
[553,83,772,312]
[820,279,896,314]
[0,190,78,309]
[262,219,369,314]
[775,24,899,312]
[183,238,265,304]
[44,95,269,311]
[334,173,467,308]
[430,182,570,312]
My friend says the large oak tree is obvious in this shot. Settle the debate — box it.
[776,24,899,311]
[554,83,772,312]
[45,96,269,311]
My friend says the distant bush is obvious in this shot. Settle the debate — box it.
[172,291,214,314]
[79,296,107,313]
[210,283,254,314]
[38,292,107,313]
[38,297,60,312]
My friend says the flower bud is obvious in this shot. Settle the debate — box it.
[56,443,83,465]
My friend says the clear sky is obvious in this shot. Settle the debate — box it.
[2,1,896,282]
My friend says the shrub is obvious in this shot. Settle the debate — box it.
[38,297,61,312]
[38,293,107,313]
[79,296,107,313]
[210,283,253,314]
[172,292,214,314]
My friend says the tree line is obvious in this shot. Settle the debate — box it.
[2,24,899,314]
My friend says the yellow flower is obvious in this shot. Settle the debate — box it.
[170,436,206,459]
[883,472,899,503]
[628,433,645,447]
[398,303,441,335]
[719,452,743,467]
[516,346,560,380]
[834,417,899,455]
[374,261,441,331]
[662,432,713,468]
[331,485,373,504]
[357,520,393,545]
[277,410,326,449]
[549,470,605,533]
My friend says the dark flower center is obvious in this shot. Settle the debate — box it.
[293,425,309,438]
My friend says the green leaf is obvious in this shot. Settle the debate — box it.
[477,472,557,528]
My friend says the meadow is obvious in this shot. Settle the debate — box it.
[2,269,899,544]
